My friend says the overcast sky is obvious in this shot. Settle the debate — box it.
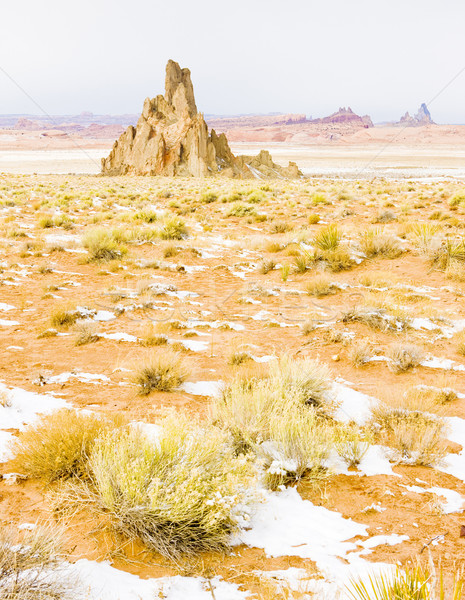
[1,0,465,123]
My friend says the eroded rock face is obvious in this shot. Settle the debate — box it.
[101,60,301,179]
[399,104,435,127]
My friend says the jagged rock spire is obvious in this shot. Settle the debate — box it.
[101,60,301,179]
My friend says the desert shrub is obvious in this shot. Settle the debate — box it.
[37,215,54,229]
[228,350,252,366]
[348,339,373,367]
[316,247,354,272]
[308,213,320,224]
[214,355,334,453]
[83,228,127,261]
[293,251,311,273]
[371,404,448,466]
[226,202,256,217]
[347,563,464,600]
[258,408,332,489]
[133,351,188,394]
[402,385,457,413]
[457,331,465,356]
[163,243,179,258]
[408,222,441,253]
[334,424,371,467]
[359,229,403,259]
[449,191,465,207]
[430,238,465,270]
[342,306,410,332]
[0,525,73,600]
[133,208,159,223]
[74,321,99,346]
[306,274,339,297]
[13,410,118,482]
[138,324,168,347]
[159,216,188,240]
[373,210,397,223]
[387,343,424,373]
[259,259,276,274]
[358,272,393,289]
[270,221,289,234]
[50,305,80,328]
[200,191,218,203]
[313,224,341,251]
[446,259,465,282]
[87,416,253,559]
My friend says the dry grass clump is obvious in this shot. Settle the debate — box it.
[400,385,457,414]
[132,351,188,394]
[74,321,99,346]
[359,229,403,259]
[0,525,74,600]
[357,272,394,289]
[159,216,188,240]
[49,305,80,328]
[373,210,397,223]
[342,306,410,332]
[387,343,424,373]
[456,331,465,356]
[334,424,371,467]
[371,403,448,466]
[258,409,332,489]
[313,224,341,251]
[83,228,127,261]
[429,238,465,271]
[348,339,373,367]
[214,355,335,485]
[228,350,253,366]
[87,415,253,559]
[446,259,465,282]
[305,274,339,297]
[12,410,118,482]
[347,562,464,600]
[138,323,168,347]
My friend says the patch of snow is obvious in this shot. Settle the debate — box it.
[0,303,15,311]
[0,383,70,431]
[181,381,223,397]
[66,560,249,600]
[332,383,377,426]
[94,310,116,322]
[0,319,19,326]
[100,332,138,343]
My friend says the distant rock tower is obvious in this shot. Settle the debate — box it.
[399,103,435,126]
[101,60,301,179]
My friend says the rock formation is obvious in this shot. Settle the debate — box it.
[101,60,301,179]
[310,107,373,128]
[398,103,435,126]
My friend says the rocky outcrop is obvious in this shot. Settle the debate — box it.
[101,60,301,179]
[310,107,373,128]
[398,103,435,126]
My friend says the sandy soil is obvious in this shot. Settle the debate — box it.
[1,174,465,596]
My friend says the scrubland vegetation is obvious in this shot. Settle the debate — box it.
[1,173,465,598]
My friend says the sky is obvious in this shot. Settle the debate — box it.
[1,0,465,123]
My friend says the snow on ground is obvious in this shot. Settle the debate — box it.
[66,559,249,600]
[0,383,70,462]
[100,332,138,343]
[438,417,465,483]
[46,372,111,385]
[0,302,15,311]
[0,383,70,431]
[421,356,465,372]
[181,380,223,397]
[0,319,20,326]
[235,487,398,596]
[332,381,377,426]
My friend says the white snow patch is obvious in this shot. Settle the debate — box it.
[181,381,223,397]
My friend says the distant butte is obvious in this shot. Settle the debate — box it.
[101,60,302,179]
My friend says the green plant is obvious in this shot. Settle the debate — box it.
[313,224,341,251]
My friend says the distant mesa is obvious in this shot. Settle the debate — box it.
[398,103,434,127]
[309,107,373,128]
[101,60,302,179]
